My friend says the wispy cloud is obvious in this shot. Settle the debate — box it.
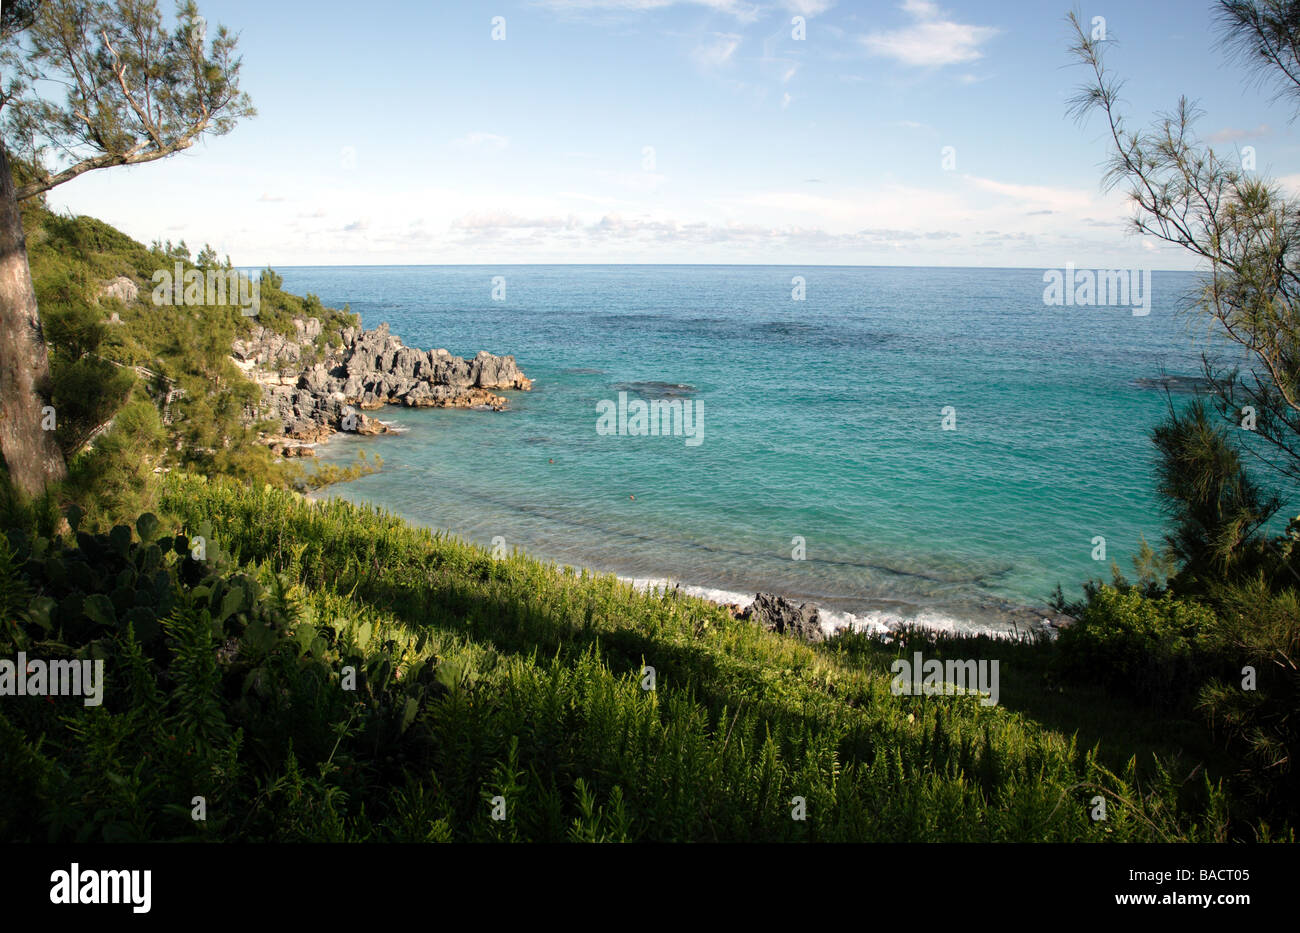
[448,211,960,250]
[452,212,582,231]
[692,32,742,68]
[861,0,999,67]
[1275,173,1300,196]
[963,175,1093,212]
[1206,123,1272,144]
[538,0,761,21]
[595,168,670,192]
[784,0,835,13]
[450,132,509,151]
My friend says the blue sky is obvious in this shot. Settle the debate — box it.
[44,0,1300,268]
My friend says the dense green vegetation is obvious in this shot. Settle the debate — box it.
[17,197,360,522]
[1,171,1295,842]
[1054,2,1300,838]
[0,475,1257,842]
[2,0,1292,845]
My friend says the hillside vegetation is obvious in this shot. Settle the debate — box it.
[0,207,1293,843]
[16,198,357,524]
[0,475,1249,842]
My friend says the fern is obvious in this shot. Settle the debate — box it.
[163,603,230,753]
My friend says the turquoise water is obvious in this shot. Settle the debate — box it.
[278,264,1230,633]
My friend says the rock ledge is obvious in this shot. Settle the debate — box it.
[231,317,531,445]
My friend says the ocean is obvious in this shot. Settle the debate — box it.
[276,264,1232,636]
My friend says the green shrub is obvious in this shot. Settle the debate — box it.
[0,485,1253,841]
[1197,576,1300,822]
[17,201,360,505]
[1058,585,1217,707]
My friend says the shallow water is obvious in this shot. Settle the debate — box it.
[278,264,1254,633]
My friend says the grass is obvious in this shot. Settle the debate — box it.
[2,470,1279,841]
[108,473,1251,841]
[823,627,1231,783]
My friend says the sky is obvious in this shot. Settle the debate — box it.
[38,0,1300,269]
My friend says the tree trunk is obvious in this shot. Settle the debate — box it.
[0,141,68,496]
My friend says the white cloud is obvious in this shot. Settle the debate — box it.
[861,1,999,67]
[963,175,1095,213]
[452,212,582,231]
[446,211,956,250]
[901,0,939,15]
[725,185,969,228]
[449,132,509,151]
[596,168,669,193]
[693,33,741,68]
[784,0,835,13]
[1274,173,1300,196]
[1206,124,1272,144]
[539,0,761,21]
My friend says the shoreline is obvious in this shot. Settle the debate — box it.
[270,316,1072,644]
[303,439,1072,643]
[621,574,1069,640]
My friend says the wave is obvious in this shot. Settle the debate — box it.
[819,606,1019,639]
[623,574,1038,640]
[625,575,755,609]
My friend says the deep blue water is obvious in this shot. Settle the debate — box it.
[272,264,1245,633]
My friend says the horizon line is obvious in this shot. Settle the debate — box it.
[240,261,1201,274]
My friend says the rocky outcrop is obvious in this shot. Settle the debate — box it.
[232,317,322,370]
[232,317,531,446]
[742,592,826,644]
[269,442,316,458]
[99,276,139,304]
[329,324,533,410]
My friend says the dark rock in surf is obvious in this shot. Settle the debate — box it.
[612,381,695,399]
[744,592,826,644]
[1129,375,1208,394]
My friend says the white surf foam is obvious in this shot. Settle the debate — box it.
[819,607,1012,640]
[621,575,1015,640]
[624,575,755,609]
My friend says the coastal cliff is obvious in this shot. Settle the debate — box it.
[231,317,531,453]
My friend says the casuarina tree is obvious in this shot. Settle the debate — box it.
[0,0,253,496]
